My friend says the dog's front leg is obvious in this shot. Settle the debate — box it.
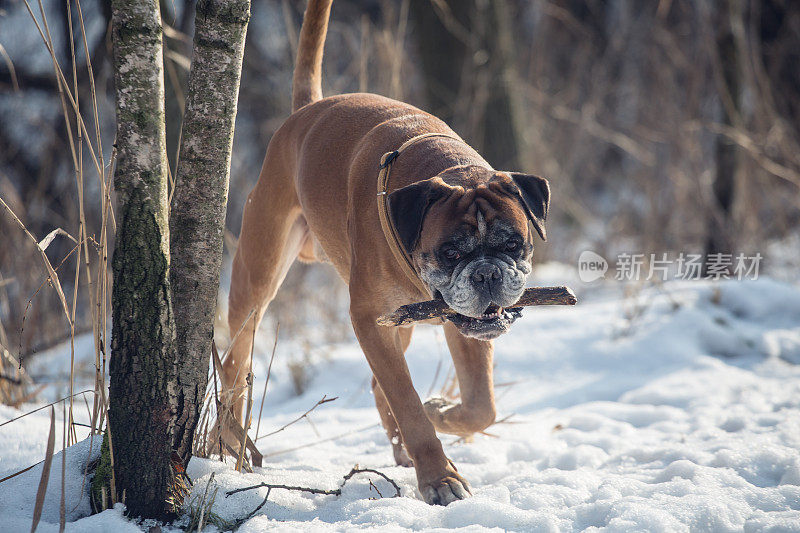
[350,304,472,505]
[423,321,497,437]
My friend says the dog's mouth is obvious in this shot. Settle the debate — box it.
[445,303,523,341]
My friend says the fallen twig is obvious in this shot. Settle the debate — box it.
[368,479,382,499]
[341,467,401,498]
[0,389,94,429]
[0,460,41,485]
[225,465,401,499]
[240,487,271,524]
[255,395,337,441]
[263,423,380,458]
[227,481,339,497]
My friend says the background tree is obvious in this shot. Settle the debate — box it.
[409,0,526,171]
[108,0,178,518]
[705,0,745,264]
[170,0,250,466]
[108,0,250,519]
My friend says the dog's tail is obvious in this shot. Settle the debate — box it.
[292,0,333,112]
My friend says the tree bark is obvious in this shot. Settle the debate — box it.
[409,0,526,170]
[108,0,178,519]
[409,0,467,126]
[706,0,744,262]
[169,0,251,464]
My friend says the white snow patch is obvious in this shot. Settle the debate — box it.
[2,269,800,531]
[0,435,103,527]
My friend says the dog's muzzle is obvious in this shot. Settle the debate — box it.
[434,258,527,340]
[446,305,523,341]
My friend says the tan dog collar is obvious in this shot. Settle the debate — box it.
[376,132,464,298]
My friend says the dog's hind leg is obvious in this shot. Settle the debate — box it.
[372,326,414,466]
[223,157,309,425]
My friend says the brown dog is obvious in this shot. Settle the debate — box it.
[223,0,550,505]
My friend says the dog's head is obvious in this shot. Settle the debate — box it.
[388,165,550,341]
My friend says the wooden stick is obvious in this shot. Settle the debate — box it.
[225,466,401,498]
[377,286,577,327]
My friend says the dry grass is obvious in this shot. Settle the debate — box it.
[193,315,264,472]
[1,0,113,436]
[0,1,115,526]
[0,344,37,407]
[31,406,56,533]
[181,473,233,532]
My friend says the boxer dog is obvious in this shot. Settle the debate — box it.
[223,0,550,505]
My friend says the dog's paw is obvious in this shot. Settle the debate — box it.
[418,460,472,505]
[419,472,472,505]
[423,396,456,420]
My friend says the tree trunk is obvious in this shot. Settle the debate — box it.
[706,0,744,262]
[169,0,250,465]
[409,0,526,170]
[409,0,467,126]
[481,0,529,171]
[109,0,178,519]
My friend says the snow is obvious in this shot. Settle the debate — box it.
[0,436,108,531]
[2,266,800,531]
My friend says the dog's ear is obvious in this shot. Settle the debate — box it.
[508,173,550,241]
[388,178,448,253]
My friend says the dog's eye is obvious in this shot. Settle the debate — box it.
[505,241,519,251]
[444,248,460,261]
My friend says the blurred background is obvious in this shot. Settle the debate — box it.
[1,0,798,374]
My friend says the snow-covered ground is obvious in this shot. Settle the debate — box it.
[2,265,800,531]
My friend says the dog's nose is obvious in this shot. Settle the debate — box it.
[472,263,502,287]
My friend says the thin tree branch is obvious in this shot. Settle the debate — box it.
[225,465,401,498]
[255,395,337,441]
